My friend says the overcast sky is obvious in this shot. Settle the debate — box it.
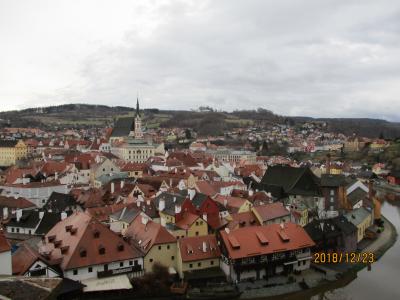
[1,0,399,121]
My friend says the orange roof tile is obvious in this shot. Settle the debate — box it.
[41,212,141,270]
[178,235,220,262]
[220,223,315,260]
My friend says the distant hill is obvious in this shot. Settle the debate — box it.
[1,104,399,139]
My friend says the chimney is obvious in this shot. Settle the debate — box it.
[188,189,196,200]
[39,211,45,219]
[55,172,58,180]
[16,209,22,222]
[3,207,9,220]
[202,241,207,253]
[137,201,140,207]
[158,199,165,211]
[175,204,181,214]
[202,213,207,222]
[61,212,67,220]
[146,199,151,206]
[223,199,228,207]
[120,180,125,189]
[248,189,254,196]
[141,215,149,225]
[111,182,115,194]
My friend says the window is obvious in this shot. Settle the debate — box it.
[16,228,19,233]
[73,269,78,275]
[120,262,124,267]
[167,245,170,249]
[99,246,105,255]
[88,267,92,273]
[129,261,133,266]
[149,259,153,263]
[158,245,162,250]
[189,264,193,268]
[80,249,87,257]
[198,262,201,267]
[171,256,175,260]
[210,260,214,265]
[195,231,199,236]
[11,228,14,233]
[134,260,139,266]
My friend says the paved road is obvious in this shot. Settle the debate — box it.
[364,215,396,255]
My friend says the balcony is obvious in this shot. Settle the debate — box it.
[97,265,143,278]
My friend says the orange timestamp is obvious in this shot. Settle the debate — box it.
[313,252,376,264]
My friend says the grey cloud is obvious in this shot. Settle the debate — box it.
[73,0,400,121]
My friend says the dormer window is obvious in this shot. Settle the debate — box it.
[54,240,62,248]
[61,245,69,254]
[80,248,87,257]
[99,245,105,255]
[117,243,124,252]
[48,235,56,243]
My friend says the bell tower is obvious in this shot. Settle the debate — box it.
[134,97,143,139]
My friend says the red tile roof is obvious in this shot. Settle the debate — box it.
[178,235,220,262]
[213,195,248,212]
[12,243,39,275]
[0,231,11,253]
[120,162,149,172]
[0,195,36,209]
[175,212,200,230]
[229,211,260,229]
[86,203,127,222]
[253,202,290,222]
[124,216,176,254]
[195,181,218,197]
[40,212,141,270]
[220,223,315,260]
[41,161,70,175]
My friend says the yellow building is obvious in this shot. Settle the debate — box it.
[345,207,373,243]
[0,140,28,167]
[214,195,253,214]
[124,215,177,273]
[177,235,221,279]
[166,213,208,239]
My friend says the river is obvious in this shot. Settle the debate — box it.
[270,191,400,300]
[314,198,400,300]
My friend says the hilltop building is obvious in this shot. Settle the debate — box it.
[110,99,164,163]
[0,140,28,167]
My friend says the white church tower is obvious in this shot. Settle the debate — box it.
[132,98,143,139]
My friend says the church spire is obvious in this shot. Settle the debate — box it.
[135,97,140,117]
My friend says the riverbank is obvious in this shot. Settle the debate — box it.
[237,214,398,300]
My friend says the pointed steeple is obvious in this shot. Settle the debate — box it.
[135,97,140,117]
